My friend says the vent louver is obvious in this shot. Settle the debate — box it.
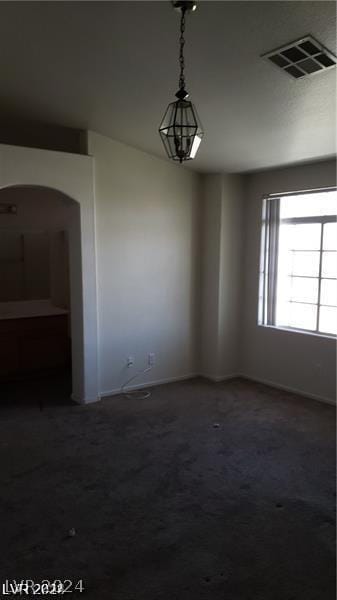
[262,35,336,79]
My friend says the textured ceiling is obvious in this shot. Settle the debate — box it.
[0,1,335,173]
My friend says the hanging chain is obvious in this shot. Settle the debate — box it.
[178,8,186,90]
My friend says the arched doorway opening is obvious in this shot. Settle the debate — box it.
[0,185,81,400]
[0,143,98,403]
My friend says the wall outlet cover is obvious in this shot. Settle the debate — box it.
[127,356,134,367]
[148,353,155,366]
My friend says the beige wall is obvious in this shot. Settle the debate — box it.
[241,159,336,403]
[200,175,222,379]
[88,131,201,395]
[1,140,334,405]
[218,175,245,377]
[85,136,336,403]
[200,173,244,380]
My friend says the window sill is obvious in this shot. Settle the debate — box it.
[257,323,336,341]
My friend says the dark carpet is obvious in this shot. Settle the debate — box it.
[0,376,335,600]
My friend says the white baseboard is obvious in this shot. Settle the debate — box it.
[99,372,199,399]
[71,393,100,405]
[84,371,335,407]
[237,373,336,407]
[200,373,240,383]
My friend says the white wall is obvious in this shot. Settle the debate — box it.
[241,159,336,403]
[200,173,244,380]
[88,131,201,395]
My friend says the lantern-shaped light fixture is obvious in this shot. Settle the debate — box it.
[159,1,204,164]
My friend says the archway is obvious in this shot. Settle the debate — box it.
[0,144,98,403]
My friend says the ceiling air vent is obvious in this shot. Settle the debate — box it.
[262,35,336,79]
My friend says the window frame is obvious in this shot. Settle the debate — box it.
[258,188,337,338]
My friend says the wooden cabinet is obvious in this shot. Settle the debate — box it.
[0,314,70,381]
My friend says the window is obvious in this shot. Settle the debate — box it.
[259,188,337,336]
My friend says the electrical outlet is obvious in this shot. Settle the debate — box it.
[148,353,155,366]
[127,356,134,368]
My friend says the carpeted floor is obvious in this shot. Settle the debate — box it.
[0,375,335,599]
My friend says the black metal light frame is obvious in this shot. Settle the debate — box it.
[159,1,203,163]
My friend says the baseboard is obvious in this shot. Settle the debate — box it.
[71,393,100,405]
[238,373,336,407]
[99,372,199,399]
[96,371,335,407]
[200,373,240,383]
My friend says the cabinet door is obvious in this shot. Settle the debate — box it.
[20,334,70,371]
[0,334,19,378]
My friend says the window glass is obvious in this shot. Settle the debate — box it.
[261,190,337,336]
[320,279,337,307]
[286,223,321,250]
[322,252,337,278]
[280,191,337,218]
[319,306,337,335]
[291,251,320,277]
[289,277,318,303]
[323,222,337,250]
[288,303,317,330]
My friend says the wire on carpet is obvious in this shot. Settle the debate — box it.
[121,366,152,400]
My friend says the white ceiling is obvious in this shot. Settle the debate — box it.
[0,1,335,173]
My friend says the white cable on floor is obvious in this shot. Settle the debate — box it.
[121,365,152,400]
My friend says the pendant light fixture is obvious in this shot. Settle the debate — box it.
[159,1,204,164]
